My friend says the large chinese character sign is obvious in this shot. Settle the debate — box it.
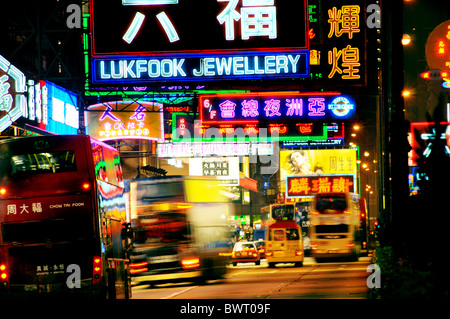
[90,0,309,84]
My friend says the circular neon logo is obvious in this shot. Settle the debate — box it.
[328,97,354,117]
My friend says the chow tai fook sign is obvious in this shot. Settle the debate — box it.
[86,101,164,141]
[0,55,27,132]
[89,0,309,84]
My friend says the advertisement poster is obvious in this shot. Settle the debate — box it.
[280,149,357,181]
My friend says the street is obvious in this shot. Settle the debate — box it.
[131,256,372,299]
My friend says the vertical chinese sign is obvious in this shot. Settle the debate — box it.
[86,101,164,142]
[309,0,366,85]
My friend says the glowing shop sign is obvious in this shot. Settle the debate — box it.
[86,101,164,141]
[172,112,328,143]
[90,0,308,55]
[90,0,309,84]
[280,149,357,181]
[157,142,274,158]
[286,174,356,198]
[92,52,309,84]
[0,55,27,133]
[327,5,361,80]
[200,92,356,123]
[425,20,450,77]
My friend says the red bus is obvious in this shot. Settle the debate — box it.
[0,135,131,299]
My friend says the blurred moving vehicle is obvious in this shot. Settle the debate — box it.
[309,192,362,261]
[266,220,304,268]
[254,240,266,259]
[231,241,260,266]
[127,176,233,287]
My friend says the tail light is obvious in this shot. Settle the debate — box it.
[295,250,304,257]
[347,241,355,248]
[310,241,318,249]
[1,263,9,289]
[265,251,273,257]
[82,183,90,190]
[92,256,102,285]
[130,262,148,274]
[0,187,6,195]
[181,257,200,270]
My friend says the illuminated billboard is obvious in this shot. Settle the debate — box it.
[280,149,357,180]
[89,0,309,84]
[44,81,79,135]
[85,101,164,141]
[286,174,356,198]
[199,91,356,123]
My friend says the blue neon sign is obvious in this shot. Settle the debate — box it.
[92,51,309,84]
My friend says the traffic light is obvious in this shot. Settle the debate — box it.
[374,220,379,229]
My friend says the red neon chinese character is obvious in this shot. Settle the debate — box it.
[288,178,311,195]
[312,177,332,193]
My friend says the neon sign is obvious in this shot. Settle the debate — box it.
[157,142,274,158]
[425,20,450,77]
[86,101,164,141]
[172,112,328,143]
[307,0,365,85]
[200,92,356,124]
[286,174,356,198]
[0,55,27,133]
[92,51,309,84]
[90,0,309,84]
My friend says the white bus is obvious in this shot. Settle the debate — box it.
[309,192,362,261]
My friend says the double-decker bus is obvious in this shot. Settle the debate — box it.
[309,192,362,261]
[128,176,233,287]
[0,135,131,299]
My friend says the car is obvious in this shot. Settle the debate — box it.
[254,240,266,259]
[231,241,260,266]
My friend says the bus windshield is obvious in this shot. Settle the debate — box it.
[133,211,190,245]
[272,205,295,221]
[7,150,77,178]
[314,194,348,213]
